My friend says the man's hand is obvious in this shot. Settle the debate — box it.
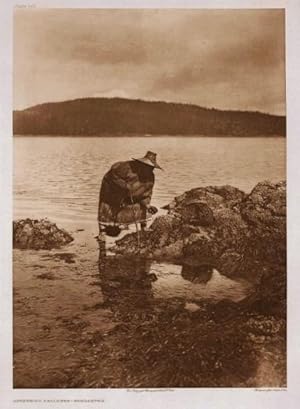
[147,205,158,215]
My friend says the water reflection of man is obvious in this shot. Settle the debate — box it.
[98,254,157,313]
[181,263,213,284]
[98,151,162,235]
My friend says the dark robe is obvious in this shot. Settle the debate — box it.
[98,160,154,225]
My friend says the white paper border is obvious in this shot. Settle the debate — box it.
[1,1,299,408]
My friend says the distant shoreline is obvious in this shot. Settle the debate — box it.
[13,97,286,137]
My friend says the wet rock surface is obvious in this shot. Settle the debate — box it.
[114,181,286,313]
[114,185,249,262]
[98,181,286,387]
[13,218,74,250]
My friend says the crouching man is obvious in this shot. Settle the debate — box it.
[98,151,162,236]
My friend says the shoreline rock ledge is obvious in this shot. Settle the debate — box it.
[115,181,286,261]
[114,180,286,311]
[13,218,74,250]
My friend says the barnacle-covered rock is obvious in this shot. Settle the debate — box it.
[13,218,74,250]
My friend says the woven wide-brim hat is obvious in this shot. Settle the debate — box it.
[132,151,162,170]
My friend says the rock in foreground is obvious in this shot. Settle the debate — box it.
[114,181,286,315]
[114,181,286,267]
[13,219,74,250]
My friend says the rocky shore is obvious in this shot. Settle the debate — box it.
[13,181,286,387]
[101,180,285,387]
[114,181,286,314]
[13,218,74,250]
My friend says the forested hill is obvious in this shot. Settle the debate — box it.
[13,97,286,137]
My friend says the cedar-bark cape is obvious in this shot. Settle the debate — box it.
[98,160,155,225]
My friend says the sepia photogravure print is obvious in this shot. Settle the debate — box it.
[12,7,286,390]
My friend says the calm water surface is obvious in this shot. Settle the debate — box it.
[14,136,285,230]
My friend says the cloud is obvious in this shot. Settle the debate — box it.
[150,10,285,91]
[13,8,285,114]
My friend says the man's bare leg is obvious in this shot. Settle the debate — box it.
[98,224,107,258]
[140,206,147,231]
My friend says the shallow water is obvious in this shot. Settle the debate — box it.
[151,263,251,302]
[13,238,284,388]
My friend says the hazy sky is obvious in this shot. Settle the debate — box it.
[14,8,285,114]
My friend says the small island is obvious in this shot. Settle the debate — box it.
[13,97,286,137]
